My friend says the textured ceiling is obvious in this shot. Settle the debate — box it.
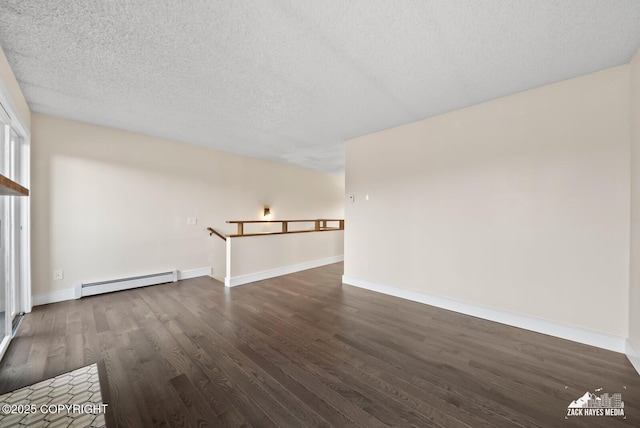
[1,1,640,174]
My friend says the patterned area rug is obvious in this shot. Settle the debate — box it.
[0,363,107,427]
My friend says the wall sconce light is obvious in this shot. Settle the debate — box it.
[263,206,271,219]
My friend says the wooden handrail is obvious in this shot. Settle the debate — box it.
[226,219,344,224]
[208,220,344,239]
[225,219,344,238]
[228,228,342,238]
[207,227,227,241]
[0,173,29,196]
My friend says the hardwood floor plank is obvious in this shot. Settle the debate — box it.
[228,302,465,428]
[156,311,302,427]
[64,333,84,372]
[172,293,379,427]
[0,262,637,428]
[196,294,451,427]
[92,303,111,334]
[169,305,350,428]
[228,288,532,427]
[170,373,222,428]
[136,292,275,427]
[140,359,191,428]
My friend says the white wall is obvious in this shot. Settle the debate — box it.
[226,230,344,286]
[31,113,344,300]
[631,51,640,351]
[345,66,630,337]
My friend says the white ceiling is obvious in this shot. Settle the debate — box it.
[1,1,640,174]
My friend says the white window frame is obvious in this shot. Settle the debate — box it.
[0,77,31,361]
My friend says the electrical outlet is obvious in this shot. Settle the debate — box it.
[187,217,197,225]
[348,194,355,202]
[53,269,64,281]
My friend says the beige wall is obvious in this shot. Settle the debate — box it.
[631,52,640,350]
[31,113,344,298]
[0,45,30,130]
[345,66,630,337]
[227,231,344,285]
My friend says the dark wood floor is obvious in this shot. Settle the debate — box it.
[0,262,637,427]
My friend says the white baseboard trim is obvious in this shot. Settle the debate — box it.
[342,275,627,354]
[32,288,76,306]
[226,255,344,287]
[626,340,640,375]
[177,267,212,280]
[33,266,214,306]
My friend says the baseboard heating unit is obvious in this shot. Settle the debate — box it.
[75,270,178,298]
